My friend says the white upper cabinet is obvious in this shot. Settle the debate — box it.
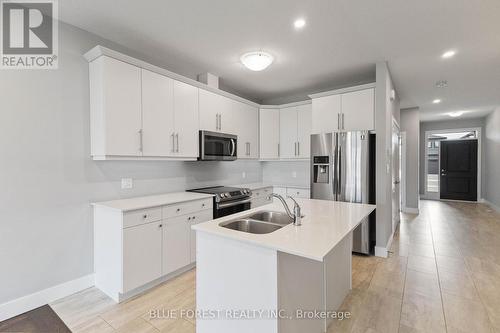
[341,88,375,131]
[141,69,175,157]
[296,104,312,159]
[90,56,142,157]
[259,108,280,159]
[199,89,234,133]
[279,107,298,159]
[173,80,199,158]
[234,101,259,159]
[279,105,311,159]
[141,70,199,158]
[311,94,341,134]
[310,86,375,133]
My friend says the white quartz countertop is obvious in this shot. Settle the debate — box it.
[192,198,375,262]
[92,192,214,212]
[233,183,310,190]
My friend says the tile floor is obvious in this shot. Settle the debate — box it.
[49,200,500,333]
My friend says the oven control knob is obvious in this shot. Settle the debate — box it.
[223,193,229,198]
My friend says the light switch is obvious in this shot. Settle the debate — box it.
[121,178,133,189]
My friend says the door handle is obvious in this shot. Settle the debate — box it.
[230,138,236,157]
[171,132,175,152]
[138,129,143,153]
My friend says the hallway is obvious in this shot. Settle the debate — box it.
[328,200,500,332]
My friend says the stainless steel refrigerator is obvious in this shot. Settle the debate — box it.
[310,132,375,254]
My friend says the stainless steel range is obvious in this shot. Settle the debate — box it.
[187,186,252,218]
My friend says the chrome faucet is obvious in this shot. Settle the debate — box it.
[270,193,302,226]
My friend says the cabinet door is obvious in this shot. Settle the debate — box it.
[100,57,142,156]
[174,80,199,158]
[311,94,341,134]
[279,107,298,159]
[296,104,312,159]
[199,89,220,132]
[162,216,190,275]
[123,222,162,292]
[259,109,280,159]
[341,88,375,131]
[189,210,213,263]
[219,95,234,133]
[235,102,259,159]
[141,69,175,157]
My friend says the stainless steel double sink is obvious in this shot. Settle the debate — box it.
[219,211,292,234]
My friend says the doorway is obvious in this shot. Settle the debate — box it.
[424,128,481,201]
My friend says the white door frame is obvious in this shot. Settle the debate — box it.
[391,118,401,233]
[423,127,482,201]
[400,131,407,210]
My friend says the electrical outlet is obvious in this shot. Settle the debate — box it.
[121,178,133,189]
[292,171,297,178]
[242,172,246,179]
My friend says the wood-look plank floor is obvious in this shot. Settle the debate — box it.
[47,200,500,333]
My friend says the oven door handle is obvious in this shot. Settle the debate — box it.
[217,198,252,209]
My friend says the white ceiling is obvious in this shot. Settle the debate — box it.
[59,0,500,121]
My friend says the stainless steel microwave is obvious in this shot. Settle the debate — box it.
[198,130,237,161]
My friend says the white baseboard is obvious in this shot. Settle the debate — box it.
[402,206,419,214]
[483,199,500,213]
[0,274,94,322]
[375,232,394,258]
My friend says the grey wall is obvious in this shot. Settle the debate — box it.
[484,107,500,207]
[400,108,420,210]
[262,161,310,187]
[0,23,262,305]
[375,62,400,250]
[419,118,486,197]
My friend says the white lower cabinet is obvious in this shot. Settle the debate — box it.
[94,198,213,302]
[162,215,191,275]
[123,221,163,293]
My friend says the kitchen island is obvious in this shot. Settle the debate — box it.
[192,197,375,333]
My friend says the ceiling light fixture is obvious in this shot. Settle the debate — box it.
[442,50,456,59]
[448,111,464,118]
[432,99,442,104]
[294,18,306,29]
[240,51,274,71]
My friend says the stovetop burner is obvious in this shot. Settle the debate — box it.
[188,186,251,202]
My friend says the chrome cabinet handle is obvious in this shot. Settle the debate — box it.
[219,114,222,131]
[342,114,345,130]
[171,132,175,152]
[138,129,143,153]
[216,114,219,130]
[176,133,179,152]
[297,142,300,156]
[278,143,280,157]
[337,114,341,130]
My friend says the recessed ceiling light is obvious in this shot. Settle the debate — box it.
[433,99,442,104]
[240,51,274,71]
[294,18,306,29]
[448,111,464,118]
[442,50,456,59]
[436,80,448,88]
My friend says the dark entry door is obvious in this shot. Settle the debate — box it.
[440,139,478,201]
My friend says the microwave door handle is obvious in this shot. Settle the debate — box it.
[230,139,236,157]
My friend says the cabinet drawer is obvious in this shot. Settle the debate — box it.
[162,198,212,219]
[123,207,162,228]
[286,187,310,199]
